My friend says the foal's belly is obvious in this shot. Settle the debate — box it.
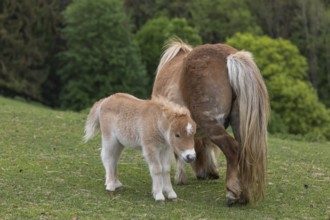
[114,130,141,148]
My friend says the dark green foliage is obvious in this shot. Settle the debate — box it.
[268,112,288,134]
[58,0,148,111]
[124,0,157,32]
[135,17,201,90]
[0,0,62,102]
[125,0,262,44]
[187,0,262,43]
[226,33,330,139]
[247,0,330,107]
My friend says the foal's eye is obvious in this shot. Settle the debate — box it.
[175,133,180,138]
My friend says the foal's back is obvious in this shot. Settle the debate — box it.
[99,93,162,146]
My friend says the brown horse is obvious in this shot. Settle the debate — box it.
[84,93,197,201]
[152,39,270,205]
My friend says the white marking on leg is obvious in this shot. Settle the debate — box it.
[215,113,225,123]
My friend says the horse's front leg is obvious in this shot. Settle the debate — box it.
[143,145,165,201]
[191,137,219,180]
[174,155,187,185]
[161,148,177,199]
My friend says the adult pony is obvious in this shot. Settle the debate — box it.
[84,93,197,201]
[152,39,270,205]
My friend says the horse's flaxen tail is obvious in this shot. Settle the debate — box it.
[227,51,270,203]
[83,99,104,142]
[156,37,192,76]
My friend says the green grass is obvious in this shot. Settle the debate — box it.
[0,96,329,219]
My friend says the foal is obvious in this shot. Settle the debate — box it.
[84,93,196,201]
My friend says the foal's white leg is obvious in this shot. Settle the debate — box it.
[143,146,165,201]
[101,136,124,191]
[161,149,177,200]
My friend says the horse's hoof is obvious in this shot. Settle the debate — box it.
[196,171,219,180]
[226,191,239,207]
[196,171,208,180]
[238,194,249,205]
[208,172,219,180]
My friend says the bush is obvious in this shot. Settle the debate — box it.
[57,0,148,111]
[226,33,330,139]
[268,111,288,134]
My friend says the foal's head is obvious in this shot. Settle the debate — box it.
[157,97,197,163]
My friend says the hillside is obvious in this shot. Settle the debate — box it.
[0,96,329,219]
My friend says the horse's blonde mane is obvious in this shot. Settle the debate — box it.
[152,95,190,117]
[156,37,193,76]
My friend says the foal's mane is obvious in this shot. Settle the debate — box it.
[152,95,190,117]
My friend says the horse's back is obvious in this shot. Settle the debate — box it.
[98,93,148,145]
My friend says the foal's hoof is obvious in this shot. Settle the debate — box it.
[167,191,177,200]
[154,192,165,202]
[107,190,116,196]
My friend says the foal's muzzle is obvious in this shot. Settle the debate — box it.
[182,149,196,163]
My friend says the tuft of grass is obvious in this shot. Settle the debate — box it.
[0,96,329,219]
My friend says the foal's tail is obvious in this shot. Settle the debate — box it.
[83,99,103,142]
[227,51,270,203]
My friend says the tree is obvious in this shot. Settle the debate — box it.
[187,0,262,43]
[226,33,330,139]
[123,0,157,32]
[247,0,330,107]
[0,0,62,102]
[58,0,148,111]
[135,17,202,93]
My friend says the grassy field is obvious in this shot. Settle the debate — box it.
[0,96,329,220]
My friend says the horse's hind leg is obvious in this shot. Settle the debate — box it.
[207,126,242,206]
[101,136,124,192]
[191,137,219,180]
